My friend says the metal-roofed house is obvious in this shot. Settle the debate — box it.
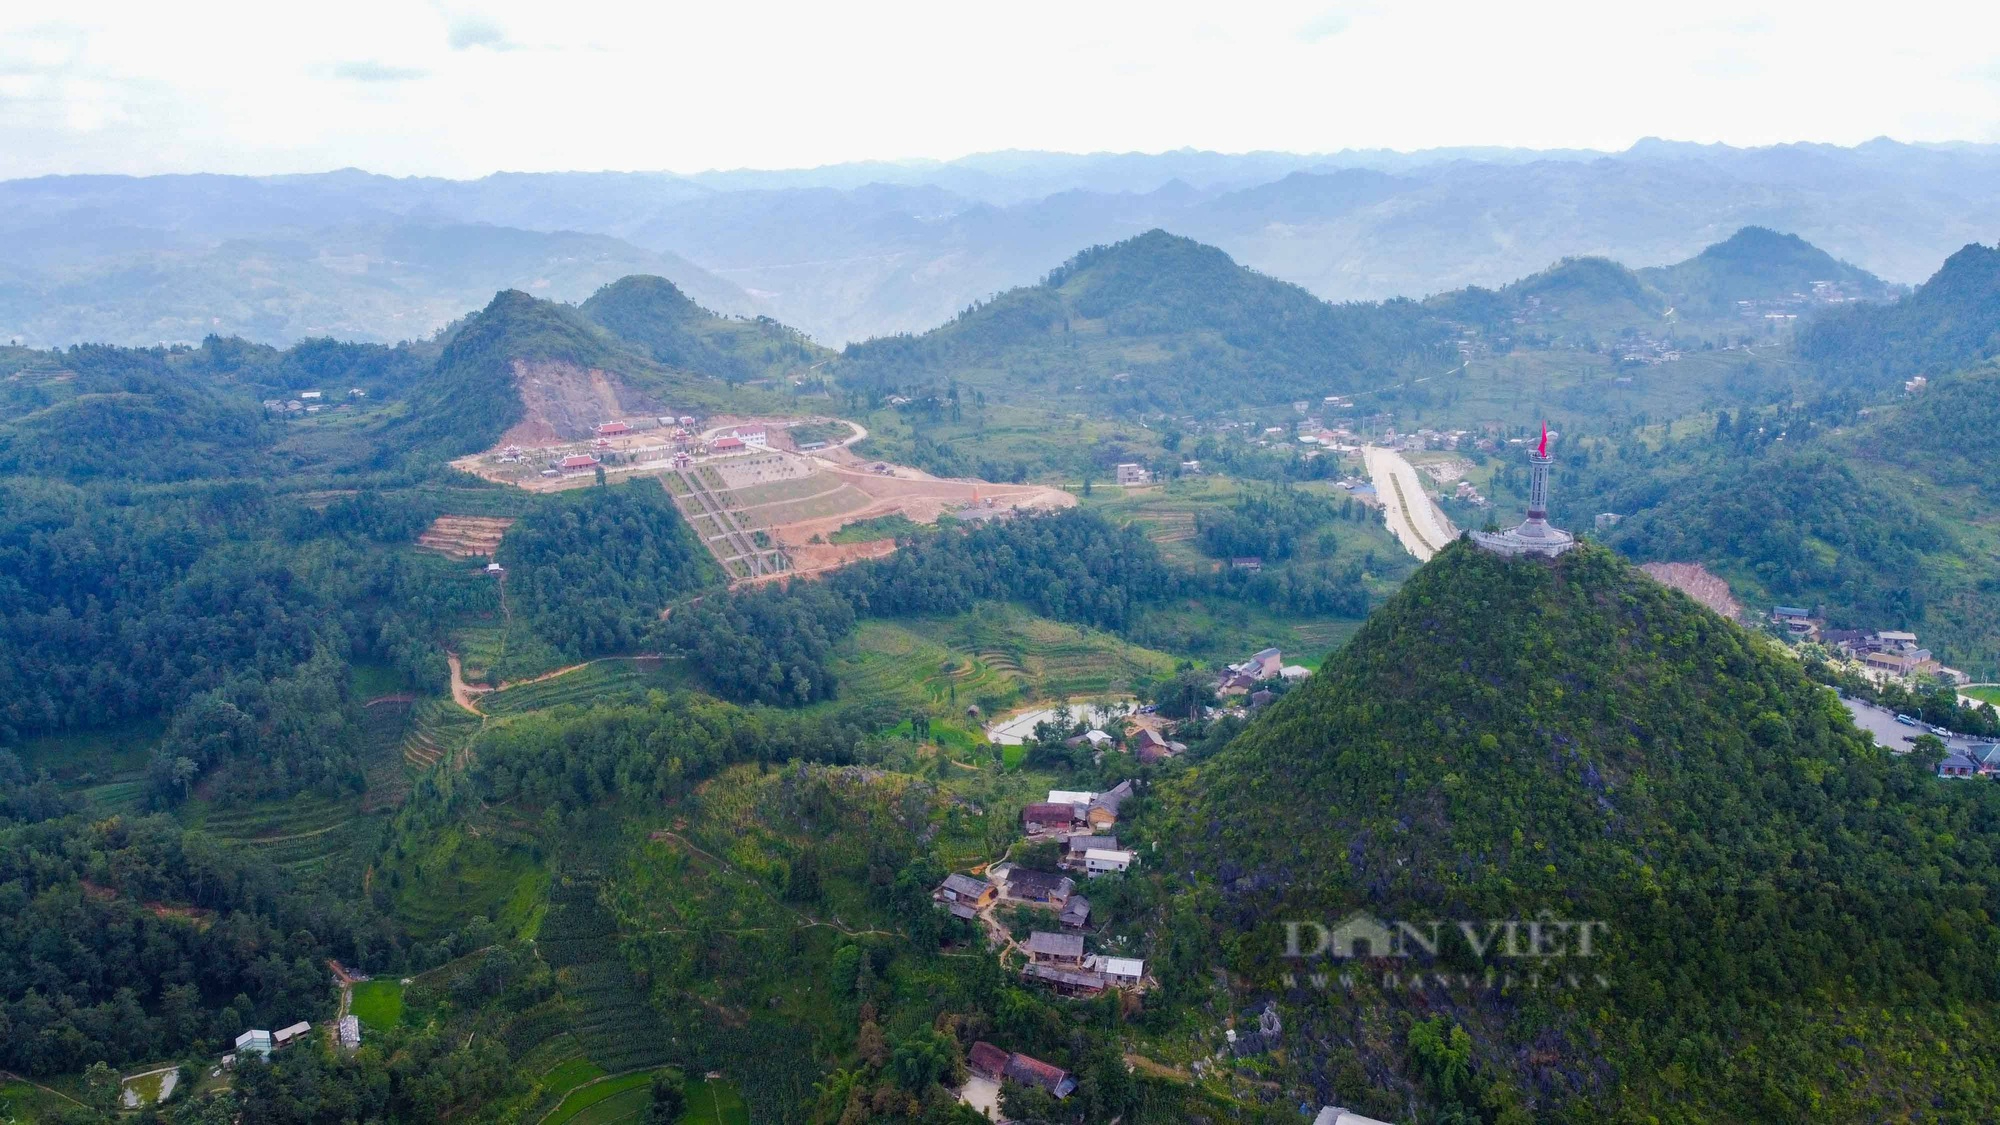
[1025,931,1085,967]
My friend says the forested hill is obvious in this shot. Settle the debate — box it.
[396,288,614,457]
[1158,541,2000,1119]
[578,275,828,384]
[1797,240,2000,386]
[832,229,1453,412]
[1638,225,1895,315]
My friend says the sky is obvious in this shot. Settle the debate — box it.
[3,0,1998,179]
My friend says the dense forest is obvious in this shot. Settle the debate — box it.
[1157,541,2000,1119]
[1796,241,2000,386]
[834,230,1452,413]
[579,275,825,385]
[498,479,720,659]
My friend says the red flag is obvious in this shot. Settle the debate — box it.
[1537,421,1548,458]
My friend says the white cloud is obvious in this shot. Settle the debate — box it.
[0,0,1996,177]
[445,15,513,52]
[330,61,429,82]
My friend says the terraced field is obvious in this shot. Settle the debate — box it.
[829,620,1020,711]
[829,607,1177,713]
[480,658,692,716]
[191,791,382,877]
[403,699,484,770]
[360,699,416,810]
[537,878,678,1075]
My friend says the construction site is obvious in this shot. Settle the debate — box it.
[450,413,1073,582]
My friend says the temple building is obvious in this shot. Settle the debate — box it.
[1472,423,1576,558]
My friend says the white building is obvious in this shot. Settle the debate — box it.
[337,1015,361,1050]
[1115,463,1151,486]
[1083,848,1135,876]
[1092,956,1145,986]
[1048,789,1096,806]
[736,425,769,448]
[234,1029,273,1057]
[1315,1109,1395,1125]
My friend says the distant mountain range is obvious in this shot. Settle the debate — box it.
[3,138,1996,348]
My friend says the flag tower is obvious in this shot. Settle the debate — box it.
[1472,422,1576,558]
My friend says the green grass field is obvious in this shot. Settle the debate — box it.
[388,824,546,940]
[540,1070,742,1125]
[828,512,920,543]
[683,1079,749,1125]
[348,660,407,701]
[12,719,162,810]
[1,1077,80,1121]
[1963,685,2000,705]
[349,980,403,1031]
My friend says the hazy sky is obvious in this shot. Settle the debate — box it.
[4,0,1998,179]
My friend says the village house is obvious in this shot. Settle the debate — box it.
[1082,848,1135,877]
[1022,802,1078,834]
[1063,729,1113,749]
[337,1015,361,1051]
[1115,462,1152,486]
[1085,780,1134,832]
[933,872,996,918]
[1024,962,1110,998]
[1090,956,1145,988]
[1004,868,1075,907]
[1063,835,1117,866]
[1025,931,1085,967]
[1059,895,1091,929]
[1229,557,1264,573]
[1001,1049,1079,1098]
[273,1022,312,1050]
[1938,751,1980,779]
[967,1041,1013,1082]
[1770,605,1820,639]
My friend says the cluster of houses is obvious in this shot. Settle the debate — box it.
[708,423,769,454]
[1021,781,1134,840]
[932,780,1155,1005]
[228,1021,312,1062]
[1062,725,1184,764]
[1022,930,1146,997]
[1215,648,1311,708]
[966,1041,1077,1100]
[1773,611,1969,685]
[1932,742,2000,780]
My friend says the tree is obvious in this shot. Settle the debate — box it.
[645,1074,686,1123]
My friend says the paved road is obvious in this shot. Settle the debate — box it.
[1363,445,1458,561]
[1841,697,1993,756]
